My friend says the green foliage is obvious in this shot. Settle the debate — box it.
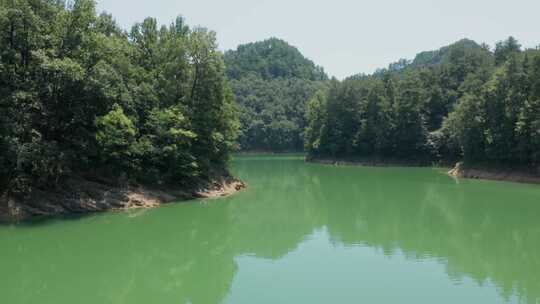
[494,37,521,65]
[136,106,198,183]
[225,39,327,151]
[230,76,324,151]
[306,38,540,169]
[304,90,328,152]
[224,38,326,81]
[95,104,137,167]
[0,0,239,194]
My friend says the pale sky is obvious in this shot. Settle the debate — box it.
[96,0,540,79]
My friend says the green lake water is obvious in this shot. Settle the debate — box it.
[1,155,540,303]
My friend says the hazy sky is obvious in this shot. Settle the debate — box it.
[96,0,540,79]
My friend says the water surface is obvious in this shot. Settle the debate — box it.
[1,155,540,303]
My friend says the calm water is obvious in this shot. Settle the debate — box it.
[1,155,540,304]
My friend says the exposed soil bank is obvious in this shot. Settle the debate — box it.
[0,176,246,222]
[307,156,540,185]
[448,163,540,184]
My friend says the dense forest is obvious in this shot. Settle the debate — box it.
[2,0,539,204]
[0,0,239,197]
[224,38,327,151]
[305,38,540,170]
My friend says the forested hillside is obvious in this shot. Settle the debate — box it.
[0,0,239,198]
[224,38,327,151]
[2,0,539,208]
[305,38,540,170]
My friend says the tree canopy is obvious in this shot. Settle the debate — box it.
[305,38,540,169]
[224,38,326,81]
[1,0,538,200]
[224,38,327,151]
[0,0,239,195]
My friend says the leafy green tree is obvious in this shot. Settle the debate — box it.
[304,89,328,153]
[516,53,540,166]
[494,36,521,66]
[353,80,393,156]
[137,106,197,183]
[444,93,487,162]
[0,0,240,199]
[95,104,137,170]
[392,72,429,158]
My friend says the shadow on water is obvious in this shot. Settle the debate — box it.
[0,155,539,303]
[0,205,163,228]
[0,212,103,228]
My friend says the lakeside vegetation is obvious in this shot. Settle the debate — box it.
[224,38,327,152]
[1,1,540,219]
[0,0,239,202]
[305,38,540,173]
[223,35,540,177]
[1,1,540,303]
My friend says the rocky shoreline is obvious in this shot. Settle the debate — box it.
[307,157,540,185]
[0,177,246,222]
[448,163,540,184]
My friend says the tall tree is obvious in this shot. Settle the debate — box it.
[0,0,240,197]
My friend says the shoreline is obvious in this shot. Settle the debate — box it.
[448,163,540,185]
[307,157,540,185]
[305,156,434,168]
[0,177,246,222]
[235,151,305,155]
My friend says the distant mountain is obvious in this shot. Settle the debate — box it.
[374,38,488,75]
[411,39,484,67]
[224,38,327,151]
[224,38,327,81]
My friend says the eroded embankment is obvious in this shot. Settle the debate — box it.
[448,163,540,184]
[307,156,540,185]
[0,177,246,222]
